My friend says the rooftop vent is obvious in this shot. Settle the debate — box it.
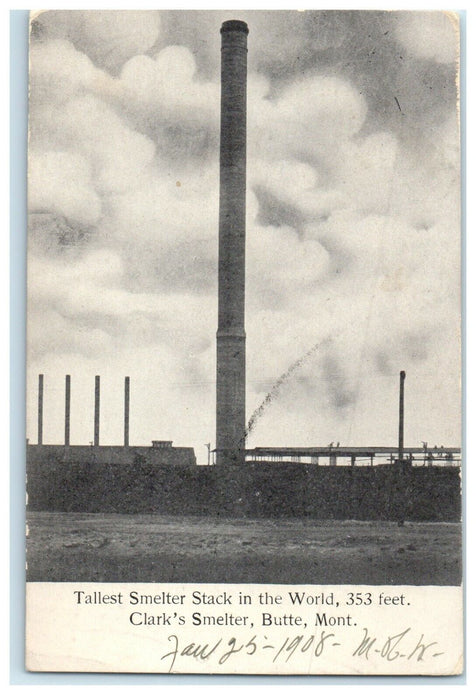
[151,440,173,449]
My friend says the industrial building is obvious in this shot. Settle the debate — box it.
[32,373,196,466]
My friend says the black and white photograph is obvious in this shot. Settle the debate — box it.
[24,9,463,674]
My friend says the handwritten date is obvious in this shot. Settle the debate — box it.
[160,627,443,672]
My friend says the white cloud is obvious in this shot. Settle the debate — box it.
[247,223,330,302]
[29,150,101,225]
[29,39,113,104]
[336,132,399,215]
[57,95,156,194]
[34,10,162,73]
[395,12,459,65]
[108,160,219,246]
[249,74,367,163]
[28,250,215,333]
[119,46,219,131]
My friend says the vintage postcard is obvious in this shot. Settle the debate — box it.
[25,10,462,674]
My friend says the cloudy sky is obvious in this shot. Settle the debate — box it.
[27,10,461,461]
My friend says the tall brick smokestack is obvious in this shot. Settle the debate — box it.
[216,19,249,466]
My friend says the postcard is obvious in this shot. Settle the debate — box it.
[25,9,462,674]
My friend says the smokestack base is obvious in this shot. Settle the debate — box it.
[221,20,249,35]
[216,449,245,466]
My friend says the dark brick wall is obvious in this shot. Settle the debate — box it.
[26,459,461,521]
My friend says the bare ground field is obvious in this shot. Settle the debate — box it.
[26,512,462,585]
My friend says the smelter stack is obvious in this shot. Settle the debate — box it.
[216,20,249,466]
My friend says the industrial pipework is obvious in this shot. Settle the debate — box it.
[398,370,405,462]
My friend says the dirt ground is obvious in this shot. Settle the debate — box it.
[26,512,462,585]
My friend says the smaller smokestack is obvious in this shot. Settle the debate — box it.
[37,374,44,445]
[398,370,405,461]
[64,374,71,446]
[94,375,100,446]
[124,376,130,447]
